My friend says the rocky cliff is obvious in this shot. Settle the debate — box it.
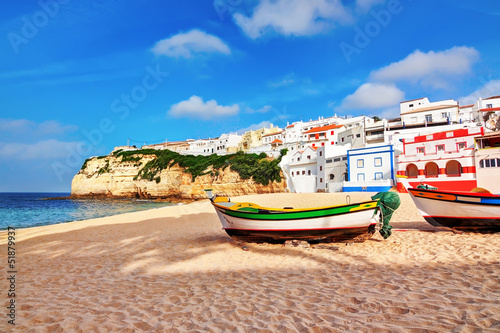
[71,152,287,201]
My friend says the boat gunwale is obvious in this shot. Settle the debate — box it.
[211,200,379,221]
[211,199,379,214]
[408,188,500,206]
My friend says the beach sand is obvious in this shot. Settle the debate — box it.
[1,193,499,332]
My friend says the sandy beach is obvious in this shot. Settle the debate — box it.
[1,192,499,332]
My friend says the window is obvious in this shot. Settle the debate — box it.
[425,114,432,123]
[406,164,419,178]
[333,157,340,162]
[356,134,361,138]
[319,151,323,157]
[319,166,323,171]
[307,155,311,160]
[342,156,347,161]
[446,160,462,177]
[486,104,493,108]
[357,159,364,168]
[308,170,311,175]
[441,112,448,119]
[409,104,414,107]
[374,157,382,167]
[320,178,323,183]
[357,173,365,181]
[457,142,466,150]
[341,137,345,143]
[425,162,439,178]
[329,174,334,180]
[436,145,445,152]
[417,147,425,154]
[374,172,383,180]
[480,158,500,168]
[302,171,305,175]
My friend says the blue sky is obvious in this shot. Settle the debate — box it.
[1,0,499,192]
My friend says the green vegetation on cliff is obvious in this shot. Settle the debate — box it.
[80,149,285,186]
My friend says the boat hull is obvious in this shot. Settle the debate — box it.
[408,188,500,231]
[212,201,379,243]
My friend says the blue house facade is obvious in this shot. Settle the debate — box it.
[343,145,396,192]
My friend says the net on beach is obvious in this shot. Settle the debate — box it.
[372,192,401,239]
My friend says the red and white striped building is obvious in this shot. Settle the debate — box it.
[396,127,484,192]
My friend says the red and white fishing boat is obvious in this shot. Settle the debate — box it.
[399,177,500,231]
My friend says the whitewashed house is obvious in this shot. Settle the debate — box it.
[286,146,318,193]
[186,138,217,155]
[474,132,500,193]
[303,124,345,149]
[474,96,500,132]
[316,145,350,193]
[400,98,459,128]
[215,133,242,154]
[343,144,396,192]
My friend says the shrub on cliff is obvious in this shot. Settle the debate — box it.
[106,149,284,185]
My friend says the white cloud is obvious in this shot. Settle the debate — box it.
[356,0,385,13]
[459,79,500,105]
[168,95,239,119]
[0,140,81,161]
[236,121,273,135]
[370,46,480,89]
[339,83,405,110]
[0,119,78,137]
[152,29,231,58]
[245,105,272,113]
[233,0,351,39]
[270,76,296,88]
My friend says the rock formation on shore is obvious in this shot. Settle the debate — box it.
[71,151,287,201]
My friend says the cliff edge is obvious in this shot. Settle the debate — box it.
[71,150,287,200]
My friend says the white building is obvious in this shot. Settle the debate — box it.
[186,138,217,155]
[474,132,500,193]
[303,123,345,149]
[316,145,349,193]
[283,116,343,153]
[343,144,396,192]
[400,98,459,127]
[474,96,500,132]
[215,133,242,154]
[285,146,318,193]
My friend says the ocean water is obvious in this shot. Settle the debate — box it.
[0,193,176,230]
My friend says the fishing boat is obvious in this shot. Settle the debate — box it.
[205,190,400,243]
[398,177,500,231]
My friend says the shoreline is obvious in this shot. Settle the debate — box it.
[2,191,433,234]
[1,193,498,331]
